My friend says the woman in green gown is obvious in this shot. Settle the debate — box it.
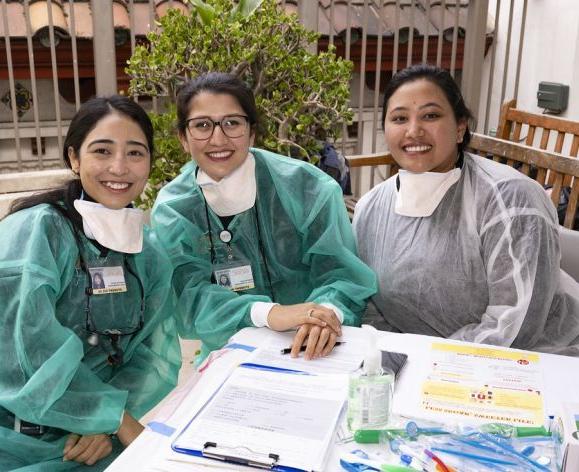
[0,96,181,470]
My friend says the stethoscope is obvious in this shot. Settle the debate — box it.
[72,228,145,366]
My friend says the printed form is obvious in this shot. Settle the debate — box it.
[244,326,367,374]
[171,366,348,471]
[421,343,545,426]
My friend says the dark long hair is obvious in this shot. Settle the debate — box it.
[176,72,259,136]
[7,96,154,228]
[381,64,474,153]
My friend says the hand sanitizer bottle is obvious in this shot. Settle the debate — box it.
[347,325,394,432]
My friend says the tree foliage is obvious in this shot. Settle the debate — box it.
[127,0,353,207]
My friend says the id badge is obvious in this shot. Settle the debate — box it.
[88,266,127,294]
[14,417,45,436]
[213,258,255,292]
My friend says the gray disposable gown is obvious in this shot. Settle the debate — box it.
[353,152,579,355]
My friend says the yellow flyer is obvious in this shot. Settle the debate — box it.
[421,343,544,426]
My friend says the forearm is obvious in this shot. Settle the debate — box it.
[304,190,377,324]
[308,281,373,326]
[178,280,271,350]
[116,412,144,447]
[7,355,128,435]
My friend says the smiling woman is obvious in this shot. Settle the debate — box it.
[353,64,579,357]
[178,92,254,182]
[67,112,151,210]
[0,96,181,471]
[152,72,376,362]
[383,78,467,174]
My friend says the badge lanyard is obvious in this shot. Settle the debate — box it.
[71,226,145,366]
[202,195,276,302]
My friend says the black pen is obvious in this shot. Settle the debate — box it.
[280,341,345,355]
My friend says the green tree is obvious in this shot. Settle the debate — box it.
[127,0,352,207]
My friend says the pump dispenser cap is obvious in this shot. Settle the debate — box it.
[362,324,381,375]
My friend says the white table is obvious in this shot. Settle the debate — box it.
[106,327,579,471]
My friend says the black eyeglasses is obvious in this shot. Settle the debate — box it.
[83,255,145,366]
[185,114,249,140]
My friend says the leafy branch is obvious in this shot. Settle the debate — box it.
[127,0,353,207]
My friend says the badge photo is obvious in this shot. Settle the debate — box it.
[89,266,128,294]
[213,262,255,292]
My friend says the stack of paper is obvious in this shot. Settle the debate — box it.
[171,366,348,471]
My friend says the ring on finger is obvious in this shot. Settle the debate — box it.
[306,308,314,318]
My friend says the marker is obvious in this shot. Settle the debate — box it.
[280,341,345,355]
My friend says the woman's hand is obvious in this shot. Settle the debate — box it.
[63,433,113,465]
[290,324,339,360]
[267,302,342,336]
[116,412,144,447]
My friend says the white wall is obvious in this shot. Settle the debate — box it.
[479,0,579,135]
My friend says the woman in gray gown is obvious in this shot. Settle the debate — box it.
[353,64,579,355]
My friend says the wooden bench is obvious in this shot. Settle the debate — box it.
[497,99,579,186]
[468,133,579,229]
[344,133,579,229]
[497,99,579,156]
[344,152,397,216]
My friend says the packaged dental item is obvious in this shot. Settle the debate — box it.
[347,325,394,431]
[388,431,559,472]
[354,419,449,443]
[553,401,579,472]
[339,450,416,472]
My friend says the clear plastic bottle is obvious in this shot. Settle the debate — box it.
[347,325,394,432]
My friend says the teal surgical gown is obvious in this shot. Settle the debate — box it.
[0,204,181,470]
[152,148,376,357]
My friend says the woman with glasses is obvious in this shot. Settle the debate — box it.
[0,96,181,470]
[152,72,376,361]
